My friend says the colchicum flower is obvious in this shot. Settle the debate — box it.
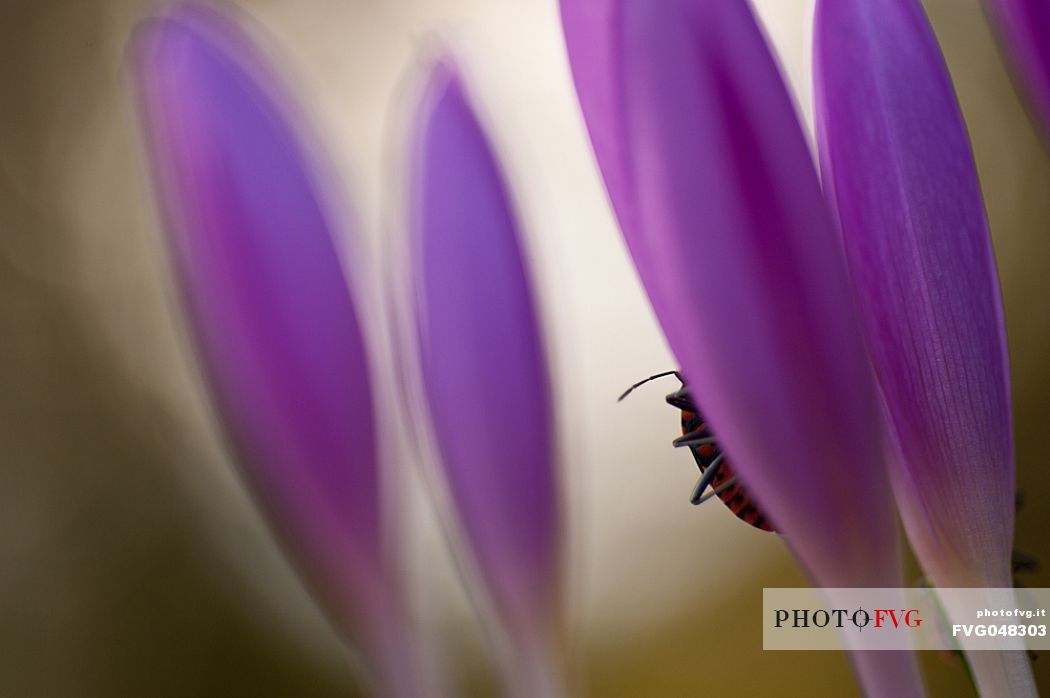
[560,1,921,695]
[815,0,1036,695]
[408,60,563,696]
[133,5,422,695]
[984,0,1050,143]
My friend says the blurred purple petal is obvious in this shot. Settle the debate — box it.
[815,0,1033,694]
[410,61,561,659]
[133,6,417,693]
[562,2,921,695]
[985,0,1050,143]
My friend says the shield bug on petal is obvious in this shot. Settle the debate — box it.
[620,371,775,532]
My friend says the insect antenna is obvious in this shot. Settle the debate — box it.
[617,370,682,402]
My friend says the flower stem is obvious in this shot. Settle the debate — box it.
[505,632,564,698]
[964,649,1037,698]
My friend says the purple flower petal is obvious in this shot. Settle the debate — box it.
[815,0,1013,596]
[410,61,561,657]
[562,2,922,695]
[815,0,1034,694]
[985,0,1050,143]
[562,0,889,589]
[133,6,418,692]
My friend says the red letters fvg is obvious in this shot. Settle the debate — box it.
[873,609,922,628]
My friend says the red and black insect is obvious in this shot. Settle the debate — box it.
[619,371,775,532]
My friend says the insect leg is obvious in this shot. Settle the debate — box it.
[689,452,725,504]
[694,476,739,506]
[672,433,717,448]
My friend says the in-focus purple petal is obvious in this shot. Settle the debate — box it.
[564,0,892,586]
[133,0,393,660]
[985,0,1050,143]
[410,62,560,638]
[815,2,1033,694]
[815,0,1014,588]
[563,2,922,694]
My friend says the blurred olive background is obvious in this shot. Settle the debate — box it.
[1,0,1047,696]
